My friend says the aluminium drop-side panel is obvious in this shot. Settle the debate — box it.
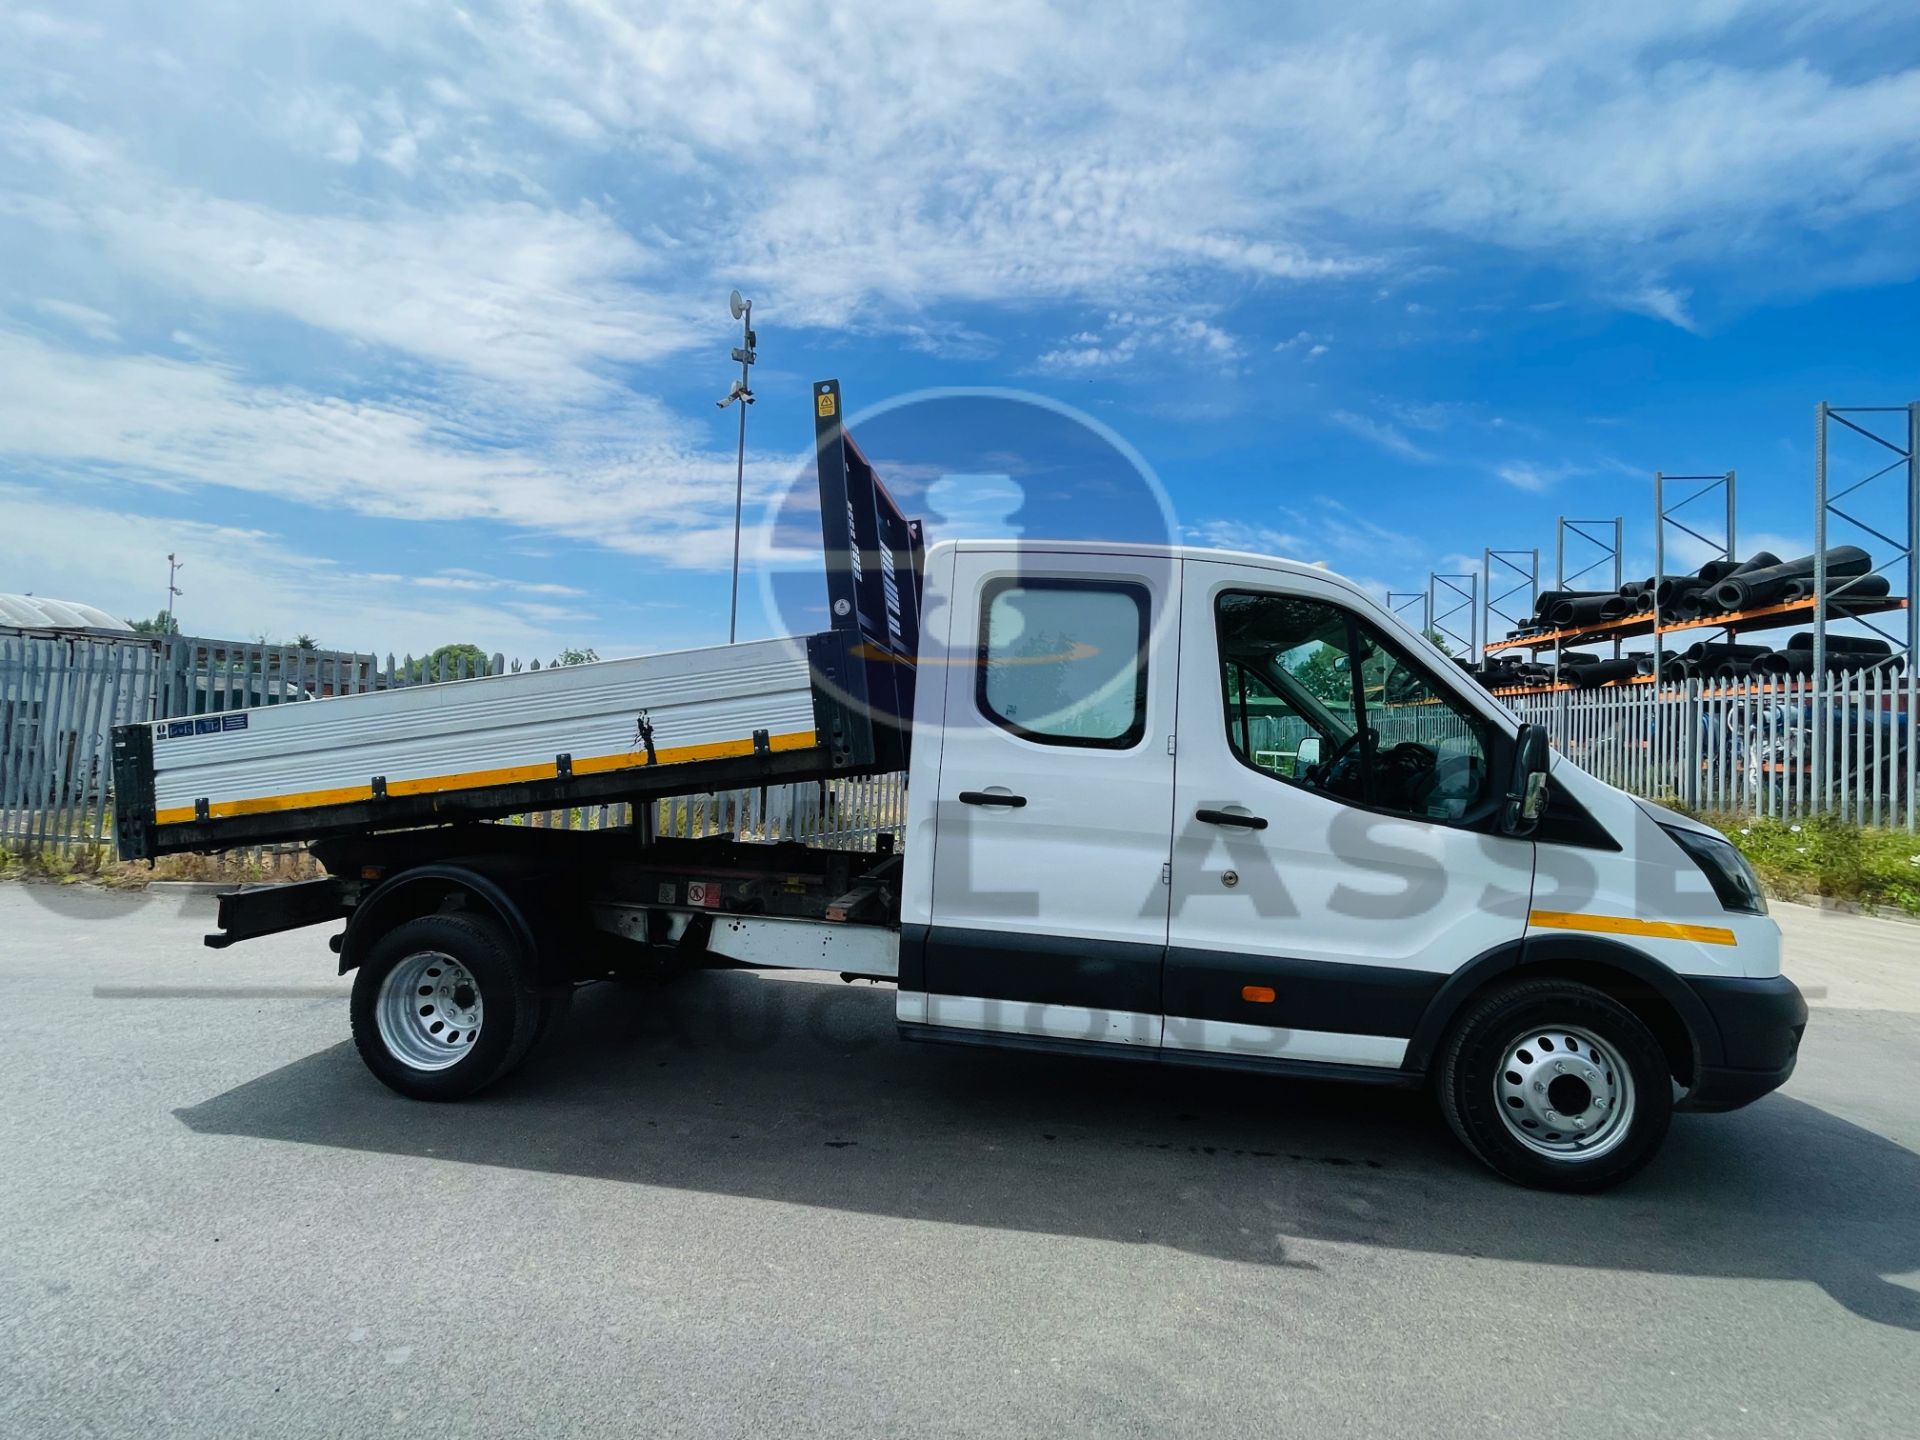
[145,637,818,824]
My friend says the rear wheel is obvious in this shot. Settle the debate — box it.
[350,912,542,1100]
[1437,978,1673,1192]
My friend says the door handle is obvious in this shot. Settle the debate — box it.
[958,790,1027,807]
[1196,807,1267,830]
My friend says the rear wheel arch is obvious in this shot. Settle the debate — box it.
[338,865,539,978]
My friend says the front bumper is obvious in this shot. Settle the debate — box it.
[1679,974,1809,1113]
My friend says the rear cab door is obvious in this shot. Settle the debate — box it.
[914,544,1180,1046]
[1165,557,1535,1069]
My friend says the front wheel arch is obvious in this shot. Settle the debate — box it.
[1406,934,1719,1088]
[1512,956,1698,1087]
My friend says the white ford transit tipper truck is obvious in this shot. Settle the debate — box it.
[113,380,1805,1192]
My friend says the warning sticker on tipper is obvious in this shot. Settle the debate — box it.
[162,713,249,740]
[686,881,721,908]
[816,390,836,418]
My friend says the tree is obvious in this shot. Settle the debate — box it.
[554,647,600,666]
[127,611,180,636]
[1425,629,1454,656]
[408,642,489,681]
[1290,642,1352,705]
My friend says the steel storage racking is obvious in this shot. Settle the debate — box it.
[1481,548,1539,661]
[1426,571,1478,661]
[1650,473,1734,690]
[1426,404,1915,814]
[1387,590,1430,634]
[1811,403,1919,811]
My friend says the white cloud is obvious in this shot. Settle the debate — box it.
[32,298,118,342]
[1620,283,1699,332]
[1310,499,1421,559]
[2,9,102,45]
[1655,529,1809,575]
[409,570,586,598]
[1186,519,1308,556]
[9,3,1920,346]
[1330,409,1435,463]
[406,0,1920,319]
[1187,499,1419,568]
[1494,460,1585,492]
[5,116,701,396]
[1036,310,1242,371]
[0,329,793,567]
[0,485,592,658]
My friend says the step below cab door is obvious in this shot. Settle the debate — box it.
[1165,559,1535,1070]
[917,546,1180,1047]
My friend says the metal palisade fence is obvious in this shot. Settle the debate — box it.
[0,631,905,862]
[0,634,156,853]
[8,627,1911,857]
[1504,670,1918,830]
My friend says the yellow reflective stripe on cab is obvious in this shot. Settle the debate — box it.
[154,728,819,825]
[1527,909,1736,947]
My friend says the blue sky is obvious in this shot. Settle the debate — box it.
[2,1,1918,660]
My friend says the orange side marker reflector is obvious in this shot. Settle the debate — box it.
[1241,985,1276,1004]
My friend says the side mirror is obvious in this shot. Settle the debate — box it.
[1502,723,1551,835]
[1293,735,1322,778]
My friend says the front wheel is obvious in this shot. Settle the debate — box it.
[1437,979,1673,1192]
[350,912,543,1100]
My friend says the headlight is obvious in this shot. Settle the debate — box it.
[1662,824,1768,915]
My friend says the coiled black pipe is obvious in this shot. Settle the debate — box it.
[1655,551,1779,611]
[1779,573,1891,604]
[1672,588,1718,620]
[1548,594,1634,627]
[1568,657,1640,688]
[1531,589,1613,625]
[1711,547,1870,612]
[1752,649,1905,677]
[1786,632,1892,656]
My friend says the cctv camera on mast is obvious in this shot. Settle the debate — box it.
[722,290,757,642]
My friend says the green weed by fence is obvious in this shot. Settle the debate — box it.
[1695,810,1920,916]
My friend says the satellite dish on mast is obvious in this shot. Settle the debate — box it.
[729,289,748,320]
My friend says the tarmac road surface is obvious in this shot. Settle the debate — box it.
[1,883,1916,1438]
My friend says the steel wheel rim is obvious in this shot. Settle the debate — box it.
[1493,1023,1635,1161]
[376,950,483,1072]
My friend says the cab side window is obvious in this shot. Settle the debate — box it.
[1215,589,1492,821]
[978,578,1149,748]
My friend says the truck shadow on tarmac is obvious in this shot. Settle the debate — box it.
[175,969,1920,1331]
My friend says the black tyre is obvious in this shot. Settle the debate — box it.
[531,984,574,1047]
[350,912,542,1100]
[1437,978,1673,1193]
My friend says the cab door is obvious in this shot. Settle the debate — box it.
[1164,558,1534,1069]
[921,546,1180,1047]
